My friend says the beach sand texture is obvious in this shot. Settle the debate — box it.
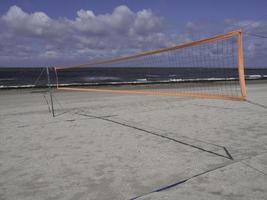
[0,81,266,200]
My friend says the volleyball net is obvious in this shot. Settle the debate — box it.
[54,30,246,101]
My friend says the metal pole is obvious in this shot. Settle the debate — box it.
[46,67,55,117]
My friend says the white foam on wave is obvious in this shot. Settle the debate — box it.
[0,84,36,89]
[0,78,15,81]
[1,75,266,89]
[82,76,121,81]
[247,75,262,79]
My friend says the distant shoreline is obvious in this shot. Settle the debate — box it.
[0,78,266,90]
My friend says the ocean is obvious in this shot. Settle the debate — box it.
[0,67,267,89]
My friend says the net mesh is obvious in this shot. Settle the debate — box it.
[55,31,246,101]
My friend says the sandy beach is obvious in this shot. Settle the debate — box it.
[0,81,266,200]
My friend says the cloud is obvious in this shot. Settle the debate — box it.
[224,19,267,67]
[0,5,171,66]
[2,5,51,37]
[132,9,163,34]
[0,5,267,67]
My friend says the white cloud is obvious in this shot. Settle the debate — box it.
[224,19,267,67]
[2,5,51,36]
[0,5,267,67]
[132,9,162,34]
[0,5,171,66]
[42,50,58,58]
[106,5,134,31]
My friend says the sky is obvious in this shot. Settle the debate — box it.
[0,0,267,67]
